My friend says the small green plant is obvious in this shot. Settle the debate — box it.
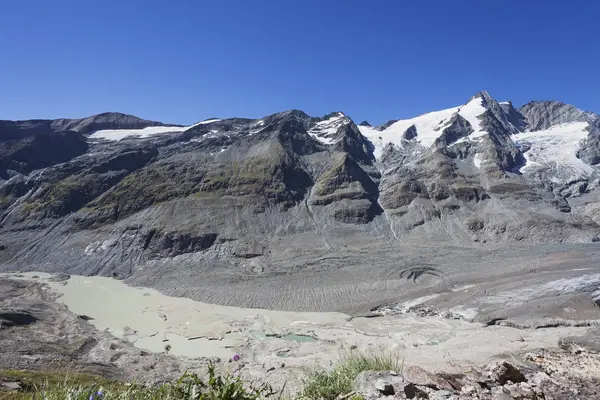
[176,364,276,400]
[297,349,403,400]
[349,396,365,400]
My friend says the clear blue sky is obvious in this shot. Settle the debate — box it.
[1,0,599,125]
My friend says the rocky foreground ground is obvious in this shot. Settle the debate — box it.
[352,346,600,399]
[1,274,600,399]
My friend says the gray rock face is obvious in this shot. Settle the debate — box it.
[579,123,600,165]
[499,101,528,132]
[474,91,521,135]
[403,125,418,140]
[0,131,89,178]
[309,153,381,223]
[434,115,473,147]
[403,366,455,390]
[520,101,587,130]
[477,108,525,171]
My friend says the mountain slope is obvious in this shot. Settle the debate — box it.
[0,112,170,139]
[0,92,598,295]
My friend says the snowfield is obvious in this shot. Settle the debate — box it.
[89,119,222,141]
[88,126,185,141]
[514,121,593,183]
[473,153,483,168]
[457,97,488,139]
[358,97,489,158]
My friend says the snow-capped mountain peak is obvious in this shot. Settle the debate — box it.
[358,91,498,158]
[469,90,494,104]
[355,91,599,192]
[307,112,351,144]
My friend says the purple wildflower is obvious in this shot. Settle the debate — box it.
[232,353,241,362]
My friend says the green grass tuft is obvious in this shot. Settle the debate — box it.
[0,364,278,400]
[1,350,401,400]
[297,349,403,400]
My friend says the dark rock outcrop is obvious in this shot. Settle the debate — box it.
[434,114,473,147]
[402,125,418,140]
[0,310,37,329]
[0,131,88,178]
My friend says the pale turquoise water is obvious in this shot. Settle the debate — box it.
[282,334,317,342]
[250,331,270,341]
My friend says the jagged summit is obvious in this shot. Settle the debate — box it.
[469,90,494,104]
[357,90,504,157]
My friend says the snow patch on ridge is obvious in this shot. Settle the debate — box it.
[359,107,458,158]
[473,153,483,168]
[89,126,185,141]
[307,112,347,145]
[457,97,487,139]
[359,97,489,159]
[190,118,222,127]
[89,119,222,141]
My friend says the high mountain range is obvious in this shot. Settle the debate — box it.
[1,91,599,286]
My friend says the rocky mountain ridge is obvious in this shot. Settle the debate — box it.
[0,91,599,291]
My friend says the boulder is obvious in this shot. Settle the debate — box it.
[0,381,22,391]
[403,366,455,390]
[428,390,453,400]
[559,331,600,354]
[353,370,429,399]
[488,362,526,385]
[49,273,71,282]
[374,379,395,395]
[403,383,429,399]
